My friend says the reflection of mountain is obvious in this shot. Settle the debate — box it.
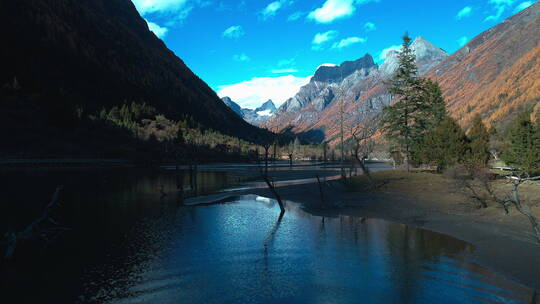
[221,97,277,126]
[264,38,447,143]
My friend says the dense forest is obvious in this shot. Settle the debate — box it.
[0,0,270,160]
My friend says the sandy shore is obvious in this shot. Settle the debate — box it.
[225,165,540,297]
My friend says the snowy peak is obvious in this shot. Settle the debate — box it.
[220,97,277,126]
[256,99,277,114]
[411,37,448,74]
[380,37,448,76]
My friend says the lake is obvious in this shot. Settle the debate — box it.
[0,168,532,303]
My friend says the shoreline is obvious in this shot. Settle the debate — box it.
[231,167,540,297]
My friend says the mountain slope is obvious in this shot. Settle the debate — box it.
[265,38,448,143]
[427,2,540,130]
[0,0,261,140]
[221,97,243,117]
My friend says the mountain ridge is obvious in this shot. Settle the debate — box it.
[0,0,264,142]
[264,37,449,142]
[426,1,540,130]
[266,2,540,144]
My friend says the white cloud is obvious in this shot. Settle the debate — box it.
[377,44,401,62]
[217,75,312,108]
[288,11,304,21]
[272,68,299,73]
[307,0,374,23]
[514,1,534,13]
[457,36,469,47]
[233,53,250,62]
[485,0,515,21]
[332,36,366,49]
[456,6,473,19]
[364,22,376,31]
[262,1,283,18]
[308,0,355,23]
[146,20,169,38]
[222,25,245,38]
[318,63,337,68]
[132,0,189,15]
[312,30,339,50]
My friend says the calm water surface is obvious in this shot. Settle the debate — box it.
[0,169,532,303]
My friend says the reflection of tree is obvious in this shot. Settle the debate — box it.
[384,223,473,302]
[263,212,284,251]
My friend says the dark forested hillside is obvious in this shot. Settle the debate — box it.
[0,0,264,150]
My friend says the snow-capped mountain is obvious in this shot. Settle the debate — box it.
[221,97,277,126]
[263,37,449,143]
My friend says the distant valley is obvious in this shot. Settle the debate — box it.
[221,97,277,126]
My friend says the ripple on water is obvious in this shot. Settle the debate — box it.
[74,196,534,304]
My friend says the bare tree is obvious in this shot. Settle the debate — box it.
[4,186,67,259]
[285,138,299,167]
[506,174,540,242]
[457,168,540,243]
[262,142,271,176]
[349,112,381,183]
[272,139,278,164]
[322,141,328,166]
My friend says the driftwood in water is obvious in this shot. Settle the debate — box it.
[4,186,65,259]
[262,174,285,214]
[316,175,325,205]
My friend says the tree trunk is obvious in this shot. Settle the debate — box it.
[512,181,540,242]
[263,175,285,214]
[316,175,325,205]
[264,146,270,176]
[355,155,374,184]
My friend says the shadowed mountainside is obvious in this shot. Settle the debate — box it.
[0,0,266,144]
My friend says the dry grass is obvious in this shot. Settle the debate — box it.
[347,169,540,212]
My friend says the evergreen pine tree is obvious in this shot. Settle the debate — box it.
[410,79,448,163]
[503,111,540,176]
[382,34,448,169]
[382,34,419,170]
[467,114,491,167]
[421,116,468,172]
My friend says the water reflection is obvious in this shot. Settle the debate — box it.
[85,197,530,304]
[0,171,533,304]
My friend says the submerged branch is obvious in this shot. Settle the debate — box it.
[263,175,285,214]
[4,186,65,259]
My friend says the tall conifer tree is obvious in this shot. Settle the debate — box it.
[383,34,448,169]
[421,116,468,172]
[468,114,491,167]
[503,111,540,176]
[383,34,419,170]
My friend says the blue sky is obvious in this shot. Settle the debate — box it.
[131,0,536,108]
